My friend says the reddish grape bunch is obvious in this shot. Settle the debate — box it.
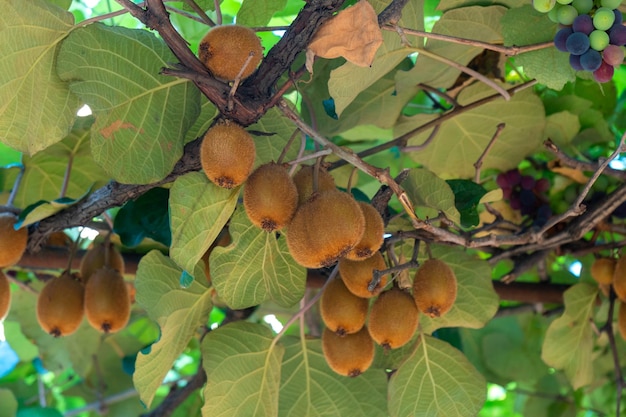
[496,169,552,226]
[533,0,625,83]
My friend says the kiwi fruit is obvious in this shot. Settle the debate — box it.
[345,202,385,261]
[200,120,256,189]
[338,251,388,298]
[320,278,369,336]
[243,162,298,232]
[80,241,125,283]
[321,326,375,377]
[37,271,84,337]
[0,271,10,320]
[292,165,336,205]
[286,190,365,269]
[618,300,626,341]
[590,257,616,286]
[413,258,458,318]
[368,287,419,349]
[613,255,626,302]
[84,266,131,333]
[198,24,263,81]
[0,212,28,267]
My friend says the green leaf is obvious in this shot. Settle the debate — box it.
[211,207,306,309]
[446,179,488,228]
[16,191,89,228]
[398,83,545,178]
[501,5,574,90]
[183,96,219,144]
[0,389,17,417]
[134,250,213,407]
[169,172,239,276]
[248,107,300,167]
[279,336,388,417]
[17,408,63,417]
[543,111,581,150]
[0,0,80,155]
[419,245,499,334]
[57,24,201,184]
[388,335,487,417]
[402,168,461,224]
[541,282,597,390]
[3,321,38,362]
[237,0,287,26]
[437,0,526,10]
[114,187,171,247]
[201,322,283,417]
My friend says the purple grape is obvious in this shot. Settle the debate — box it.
[609,24,626,46]
[506,170,522,186]
[593,60,615,82]
[535,178,550,193]
[566,31,591,55]
[555,27,574,51]
[521,175,536,190]
[496,173,509,189]
[603,44,625,65]
[510,196,522,210]
[570,53,584,70]
[580,49,603,70]
[615,9,624,25]
[520,189,537,210]
[573,14,594,34]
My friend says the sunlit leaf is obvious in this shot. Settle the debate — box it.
[248,107,300,167]
[403,168,461,224]
[134,250,213,407]
[201,322,283,417]
[237,0,287,26]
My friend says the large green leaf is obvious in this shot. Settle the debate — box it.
[237,0,287,26]
[201,322,283,417]
[501,5,574,91]
[0,389,17,417]
[278,336,388,417]
[248,107,300,167]
[398,83,545,178]
[134,250,213,407]
[419,245,499,334]
[389,335,486,417]
[169,172,239,275]
[211,207,306,309]
[0,0,79,155]
[402,168,461,224]
[57,24,201,184]
[541,283,597,390]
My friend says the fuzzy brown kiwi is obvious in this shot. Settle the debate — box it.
[84,266,131,333]
[618,300,626,341]
[243,162,298,232]
[286,190,365,268]
[368,287,419,349]
[200,120,256,189]
[320,278,369,336]
[321,326,375,377]
[590,257,616,286]
[198,25,263,81]
[292,165,336,205]
[0,212,28,267]
[0,271,10,320]
[613,255,626,301]
[80,241,125,283]
[37,271,84,337]
[345,202,385,261]
[338,251,388,298]
[413,258,458,318]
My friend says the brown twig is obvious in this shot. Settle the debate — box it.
[474,123,505,183]
[602,291,626,417]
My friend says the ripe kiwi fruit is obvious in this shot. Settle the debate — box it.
[590,257,616,286]
[292,164,336,205]
[37,271,84,337]
[286,190,365,268]
[338,251,388,298]
[80,241,125,283]
[368,287,419,349]
[618,300,626,341]
[0,271,10,320]
[345,202,385,261]
[321,326,375,377]
[613,255,626,301]
[84,266,131,333]
[413,258,458,318]
[0,212,28,267]
[198,25,263,81]
[200,120,256,189]
[243,162,298,232]
[320,278,369,336]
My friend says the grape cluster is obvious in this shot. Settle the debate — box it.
[533,0,626,82]
[496,169,552,226]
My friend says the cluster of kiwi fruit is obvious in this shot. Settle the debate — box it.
[0,212,30,320]
[320,253,458,377]
[589,255,626,341]
[36,241,130,337]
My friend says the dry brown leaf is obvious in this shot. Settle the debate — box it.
[548,161,589,184]
[306,0,383,72]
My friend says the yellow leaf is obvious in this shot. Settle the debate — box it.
[306,1,383,72]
